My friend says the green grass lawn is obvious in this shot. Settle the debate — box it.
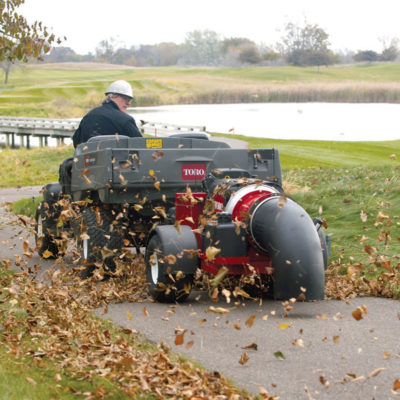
[3,63,400,117]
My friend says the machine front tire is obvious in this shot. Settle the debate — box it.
[81,207,123,276]
[145,234,193,303]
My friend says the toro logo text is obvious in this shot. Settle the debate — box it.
[181,164,207,181]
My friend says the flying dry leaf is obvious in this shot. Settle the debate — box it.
[292,338,304,347]
[143,307,149,317]
[333,335,340,344]
[233,287,251,299]
[209,266,228,289]
[319,376,329,389]
[368,367,385,378]
[133,204,143,211]
[206,306,229,314]
[166,254,177,265]
[174,329,187,346]
[186,340,194,350]
[239,351,249,365]
[352,308,363,321]
[126,311,133,320]
[83,175,92,185]
[352,305,367,321]
[233,324,241,330]
[26,377,37,385]
[205,246,221,261]
[154,181,161,191]
[242,342,258,351]
[393,379,400,391]
[152,150,164,161]
[42,249,54,259]
[245,315,256,328]
[278,323,291,330]
[277,195,287,209]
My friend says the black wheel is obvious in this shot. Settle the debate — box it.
[145,234,193,303]
[81,207,123,275]
[35,202,59,259]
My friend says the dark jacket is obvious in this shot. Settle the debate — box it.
[72,100,142,147]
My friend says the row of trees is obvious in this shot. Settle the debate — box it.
[42,24,399,69]
[1,0,399,84]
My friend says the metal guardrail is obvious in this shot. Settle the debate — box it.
[0,116,207,149]
[0,116,79,148]
[139,120,206,137]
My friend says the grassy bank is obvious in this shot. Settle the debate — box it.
[3,63,400,117]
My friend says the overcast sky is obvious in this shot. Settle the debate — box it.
[21,0,400,54]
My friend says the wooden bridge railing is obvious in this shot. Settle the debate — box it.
[0,116,207,149]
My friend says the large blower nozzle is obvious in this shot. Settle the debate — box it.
[250,195,325,300]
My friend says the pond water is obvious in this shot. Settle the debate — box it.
[130,102,400,142]
[2,103,399,149]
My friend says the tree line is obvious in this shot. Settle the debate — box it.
[41,24,399,69]
[1,0,399,85]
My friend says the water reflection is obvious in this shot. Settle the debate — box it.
[130,103,400,141]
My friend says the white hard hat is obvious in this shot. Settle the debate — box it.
[105,80,133,99]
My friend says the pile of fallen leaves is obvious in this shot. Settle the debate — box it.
[0,210,277,400]
[325,207,400,300]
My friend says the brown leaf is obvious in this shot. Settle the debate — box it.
[42,249,54,259]
[393,379,400,391]
[206,306,229,314]
[152,150,164,161]
[174,329,187,346]
[239,351,249,365]
[368,367,385,378]
[352,308,363,321]
[242,342,258,351]
[277,195,287,209]
[185,340,194,350]
[333,335,340,344]
[26,377,37,385]
[245,315,256,328]
[205,246,221,261]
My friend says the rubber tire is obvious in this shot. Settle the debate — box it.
[81,207,123,273]
[145,234,193,303]
[35,203,59,259]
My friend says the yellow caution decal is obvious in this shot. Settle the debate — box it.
[146,139,163,149]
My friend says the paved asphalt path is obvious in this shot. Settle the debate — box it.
[1,143,400,399]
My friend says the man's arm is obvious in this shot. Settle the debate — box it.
[123,117,142,137]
